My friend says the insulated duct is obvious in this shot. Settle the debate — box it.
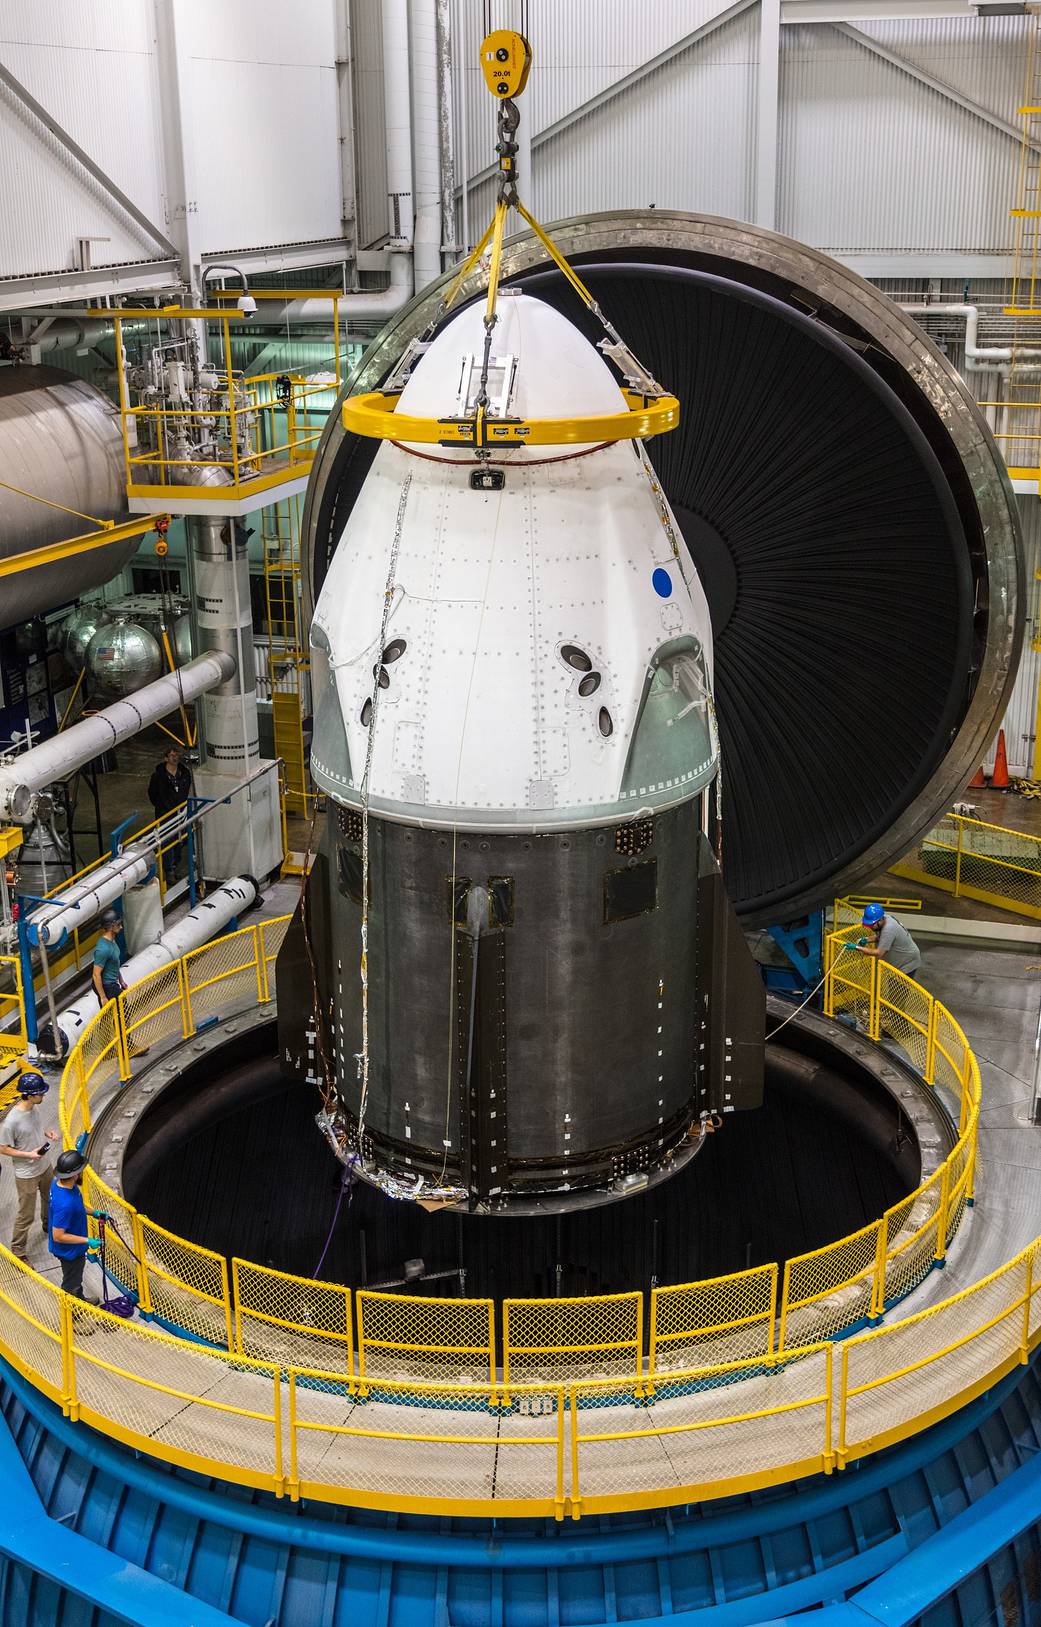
[0,650,234,823]
[36,876,258,1056]
[301,211,1023,925]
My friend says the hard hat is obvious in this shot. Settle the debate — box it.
[16,1070,48,1098]
[54,1148,87,1179]
[862,903,885,927]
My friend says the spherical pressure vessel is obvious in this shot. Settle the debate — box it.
[302,212,1023,924]
[86,618,163,699]
[0,366,130,630]
[64,603,113,673]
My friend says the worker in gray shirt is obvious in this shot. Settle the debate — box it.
[857,904,923,980]
[0,1071,58,1262]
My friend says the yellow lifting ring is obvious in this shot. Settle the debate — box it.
[341,389,680,450]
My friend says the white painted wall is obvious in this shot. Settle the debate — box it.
[0,0,345,285]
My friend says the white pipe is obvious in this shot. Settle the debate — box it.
[29,851,153,947]
[0,651,234,823]
[383,0,414,251]
[411,0,443,294]
[37,876,258,1058]
[901,304,1041,376]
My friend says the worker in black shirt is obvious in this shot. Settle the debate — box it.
[147,746,192,884]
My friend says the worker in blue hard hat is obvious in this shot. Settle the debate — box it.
[49,1147,100,1306]
[0,1070,58,1262]
[856,904,923,981]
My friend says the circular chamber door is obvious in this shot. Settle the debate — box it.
[302,212,1023,925]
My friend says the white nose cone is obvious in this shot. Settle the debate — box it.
[312,293,715,830]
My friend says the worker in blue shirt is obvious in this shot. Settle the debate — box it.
[48,1147,99,1304]
[92,909,124,1007]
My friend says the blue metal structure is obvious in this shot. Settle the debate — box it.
[763,913,825,998]
[2,1352,1039,1626]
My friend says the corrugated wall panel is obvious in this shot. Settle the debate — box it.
[779,23,1016,253]
[532,9,758,224]
[351,0,388,248]
[0,0,167,275]
[856,15,1028,126]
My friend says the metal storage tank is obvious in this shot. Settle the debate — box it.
[0,365,131,631]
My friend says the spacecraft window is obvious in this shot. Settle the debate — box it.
[604,858,658,923]
[382,639,407,663]
[360,697,373,727]
[620,637,715,807]
[560,644,592,672]
[598,708,613,737]
[578,671,601,696]
[372,665,391,689]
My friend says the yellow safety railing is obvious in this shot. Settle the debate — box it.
[0,955,27,1092]
[890,811,1041,921]
[0,912,1030,1518]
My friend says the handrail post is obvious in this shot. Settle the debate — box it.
[925,999,938,1087]
[568,1386,582,1520]
[272,1365,285,1496]
[822,1344,835,1473]
[933,1160,952,1267]
[131,1210,153,1316]
[177,956,192,1039]
[554,1387,566,1520]
[870,1221,887,1323]
[766,1262,779,1357]
[255,924,269,1004]
[1021,1248,1034,1364]
[836,1343,850,1469]
[868,957,881,1043]
[287,1370,301,1500]
[954,819,963,897]
[115,995,131,1083]
[60,1293,78,1420]
[219,1257,234,1352]
[648,1287,659,1379]
[182,955,195,1037]
[777,1260,792,1354]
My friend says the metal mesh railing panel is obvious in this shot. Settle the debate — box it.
[290,1372,564,1512]
[70,1304,281,1489]
[183,926,262,1028]
[572,1346,833,1507]
[877,965,931,1073]
[234,1259,353,1374]
[77,1002,122,1117]
[0,1246,65,1402]
[891,813,1041,923]
[780,1221,880,1349]
[879,1169,944,1309]
[260,916,290,991]
[121,962,185,1056]
[841,1259,1029,1458]
[83,1170,145,1305]
[138,1215,231,1348]
[651,1265,776,1371]
[503,1293,643,1385]
[357,1292,494,1385]
[825,926,873,1025]
[933,1005,969,1099]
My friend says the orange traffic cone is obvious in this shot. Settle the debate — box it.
[967,765,986,788]
[992,729,1010,790]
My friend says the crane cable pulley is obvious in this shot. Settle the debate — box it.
[343,31,678,455]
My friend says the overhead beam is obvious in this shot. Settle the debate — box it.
[832,21,1034,149]
[457,0,758,195]
[0,260,179,312]
[782,1,991,17]
[0,57,179,259]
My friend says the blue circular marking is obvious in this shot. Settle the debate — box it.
[651,567,672,599]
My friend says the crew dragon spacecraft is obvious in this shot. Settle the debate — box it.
[278,31,764,1216]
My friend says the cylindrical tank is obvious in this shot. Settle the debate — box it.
[0,366,130,631]
[86,618,163,699]
[63,603,113,673]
